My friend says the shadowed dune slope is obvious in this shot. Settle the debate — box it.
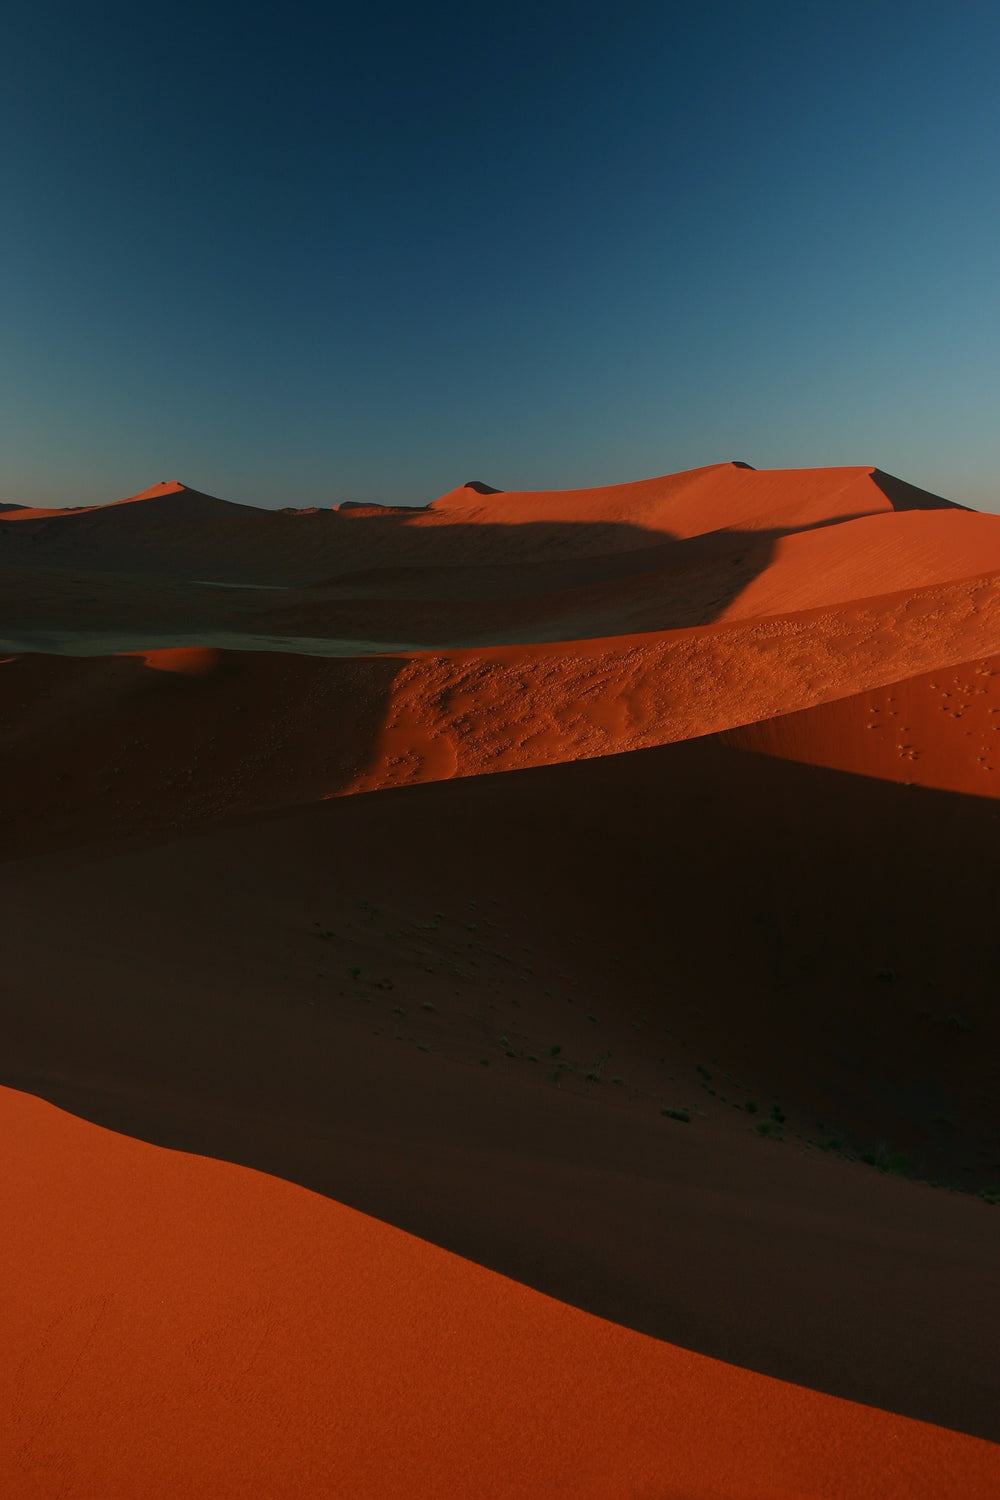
[0,463,968,590]
[0,465,996,655]
[3,737,1000,1442]
[5,570,1000,856]
[3,1086,995,1500]
[5,576,1000,855]
[0,480,250,524]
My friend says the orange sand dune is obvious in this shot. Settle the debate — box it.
[2,1085,997,1500]
[1,464,995,655]
[717,506,1000,621]
[246,503,1000,647]
[0,480,249,523]
[3,459,1000,1493]
[0,462,966,588]
[120,646,221,675]
[337,571,1000,796]
[4,735,1000,1441]
[430,461,958,536]
[722,651,1000,797]
[4,571,1000,856]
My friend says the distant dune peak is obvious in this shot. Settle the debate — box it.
[121,480,190,502]
[463,480,504,494]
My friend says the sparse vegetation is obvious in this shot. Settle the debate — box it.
[859,1144,910,1176]
[661,1107,691,1123]
[584,1050,612,1094]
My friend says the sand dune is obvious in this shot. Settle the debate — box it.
[4,574,1000,856]
[4,1086,995,1499]
[723,653,1000,796]
[0,462,971,588]
[2,460,999,1492]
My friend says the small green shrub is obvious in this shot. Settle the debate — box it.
[661,1107,691,1123]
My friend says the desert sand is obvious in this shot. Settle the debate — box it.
[2,462,999,1495]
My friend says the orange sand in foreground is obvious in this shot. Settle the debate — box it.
[1,1085,996,1500]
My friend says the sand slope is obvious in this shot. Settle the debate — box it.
[5,575,1000,857]
[4,1085,995,1500]
[0,462,971,589]
[722,653,1000,796]
[3,736,1000,1444]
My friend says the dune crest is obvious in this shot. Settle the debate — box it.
[1,1085,996,1500]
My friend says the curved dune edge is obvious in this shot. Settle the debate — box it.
[0,463,966,590]
[1,1086,996,1500]
[347,572,1000,795]
[721,652,1000,796]
[4,574,1000,860]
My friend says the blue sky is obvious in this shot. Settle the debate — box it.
[1,1,998,510]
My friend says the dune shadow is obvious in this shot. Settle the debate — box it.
[0,648,407,859]
[1,737,999,1439]
[870,468,968,512]
[0,508,904,649]
[0,502,889,857]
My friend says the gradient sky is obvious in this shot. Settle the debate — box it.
[2,1,998,511]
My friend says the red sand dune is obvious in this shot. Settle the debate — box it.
[0,462,975,588]
[4,573,1000,857]
[723,653,1000,796]
[0,480,244,523]
[430,461,960,534]
[120,646,221,675]
[3,461,1000,1493]
[2,1084,996,1500]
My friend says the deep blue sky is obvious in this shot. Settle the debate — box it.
[2,1,998,510]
